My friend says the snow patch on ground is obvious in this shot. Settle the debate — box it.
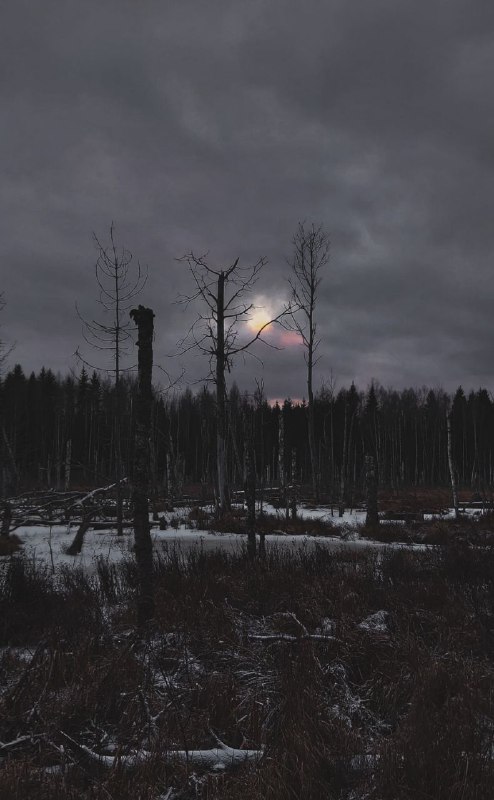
[262,502,367,527]
[0,503,436,573]
[358,610,390,634]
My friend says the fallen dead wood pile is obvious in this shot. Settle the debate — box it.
[1,480,129,535]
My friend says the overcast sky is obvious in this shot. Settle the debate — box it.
[1,0,494,399]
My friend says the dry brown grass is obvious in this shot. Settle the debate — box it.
[0,540,493,798]
[0,534,22,556]
[197,507,336,537]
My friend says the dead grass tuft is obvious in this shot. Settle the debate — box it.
[0,534,22,556]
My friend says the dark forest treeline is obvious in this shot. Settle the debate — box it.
[1,363,493,499]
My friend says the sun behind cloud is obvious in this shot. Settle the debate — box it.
[246,297,275,334]
[245,296,302,348]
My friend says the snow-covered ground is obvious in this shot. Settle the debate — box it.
[9,501,483,574]
[261,501,367,526]
[4,502,432,574]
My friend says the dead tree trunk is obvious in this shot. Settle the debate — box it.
[178,252,288,514]
[447,411,459,519]
[285,222,329,503]
[166,425,177,500]
[2,426,18,495]
[307,360,319,502]
[66,509,97,555]
[364,455,379,530]
[244,410,256,559]
[339,402,348,517]
[290,448,298,520]
[64,439,72,492]
[278,408,286,509]
[216,271,229,515]
[1,501,12,537]
[115,410,124,536]
[130,305,155,625]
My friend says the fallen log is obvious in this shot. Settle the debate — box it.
[66,509,101,555]
[60,731,262,771]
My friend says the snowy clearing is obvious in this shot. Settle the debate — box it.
[3,507,433,574]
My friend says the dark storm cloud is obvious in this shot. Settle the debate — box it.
[2,0,494,397]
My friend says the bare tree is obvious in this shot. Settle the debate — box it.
[76,224,147,534]
[364,454,379,529]
[0,292,13,374]
[278,404,286,511]
[0,292,6,373]
[178,253,291,515]
[243,405,256,559]
[0,293,15,498]
[447,409,459,519]
[284,222,330,502]
[130,305,155,624]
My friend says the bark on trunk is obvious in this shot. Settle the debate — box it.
[364,454,379,529]
[447,411,459,519]
[244,411,256,559]
[66,509,97,555]
[216,272,229,515]
[166,426,177,500]
[130,305,155,625]
[1,501,12,538]
[278,409,286,508]
[115,439,124,536]
[307,358,319,502]
[290,448,298,520]
[64,439,72,492]
[339,402,348,517]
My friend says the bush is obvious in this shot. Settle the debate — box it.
[0,534,22,556]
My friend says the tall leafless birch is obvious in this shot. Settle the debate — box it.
[447,410,459,518]
[284,222,330,502]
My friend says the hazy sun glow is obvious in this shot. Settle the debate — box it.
[246,298,274,334]
[245,296,302,347]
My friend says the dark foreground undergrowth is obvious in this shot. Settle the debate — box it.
[1,539,493,799]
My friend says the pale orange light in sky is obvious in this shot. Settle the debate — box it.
[280,329,302,346]
[247,308,273,333]
[246,298,274,334]
[245,297,302,348]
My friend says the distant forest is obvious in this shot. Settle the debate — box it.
[1,363,492,500]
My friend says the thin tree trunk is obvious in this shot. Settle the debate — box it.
[290,448,298,520]
[130,305,155,625]
[166,426,176,500]
[364,454,379,529]
[1,502,12,538]
[255,381,265,514]
[244,410,256,559]
[229,406,243,495]
[278,409,286,508]
[64,439,72,492]
[339,402,348,517]
[1,426,18,495]
[66,509,97,555]
[447,411,459,518]
[216,272,229,515]
[330,402,334,512]
[115,416,123,536]
[114,258,124,538]
[307,346,318,501]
